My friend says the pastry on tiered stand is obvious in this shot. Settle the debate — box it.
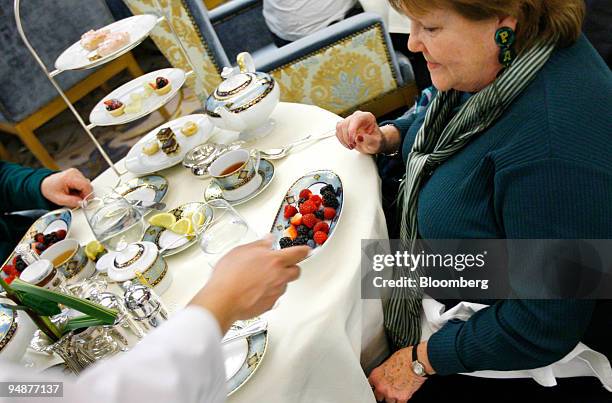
[156,128,180,155]
[80,28,110,51]
[149,77,172,96]
[97,32,130,57]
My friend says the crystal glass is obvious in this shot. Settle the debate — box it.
[194,199,259,257]
[81,189,145,252]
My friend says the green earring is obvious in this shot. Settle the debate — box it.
[495,27,516,68]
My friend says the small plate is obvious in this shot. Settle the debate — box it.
[269,170,343,260]
[224,320,268,396]
[1,209,72,268]
[124,114,214,175]
[114,175,168,212]
[55,14,158,71]
[142,202,212,257]
[89,67,186,127]
[204,159,275,206]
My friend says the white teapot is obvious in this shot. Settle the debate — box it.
[204,52,280,139]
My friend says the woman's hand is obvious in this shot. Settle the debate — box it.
[41,168,93,208]
[368,346,427,403]
[335,111,401,155]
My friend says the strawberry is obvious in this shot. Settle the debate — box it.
[5,274,16,284]
[313,221,329,234]
[299,189,312,199]
[34,232,45,243]
[299,200,317,215]
[284,225,298,240]
[323,207,336,220]
[302,213,319,229]
[284,205,298,219]
[2,265,16,276]
[290,213,303,226]
[309,194,322,208]
[314,231,328,245]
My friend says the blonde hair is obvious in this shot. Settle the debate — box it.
[388,0,585,52]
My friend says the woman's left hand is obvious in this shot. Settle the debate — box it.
[41,168,93,208]
[368,347,427,403]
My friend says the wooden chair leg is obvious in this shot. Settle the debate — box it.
[14,123,60,170]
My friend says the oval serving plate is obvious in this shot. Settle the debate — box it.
[142,202,212,257]
[269,170,343,260]
[225,320,268,396]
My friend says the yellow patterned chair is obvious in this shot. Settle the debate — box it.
[121,0,417,117]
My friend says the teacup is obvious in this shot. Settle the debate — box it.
[40,239,95,284]
[20,259,68,293]
[208,149,262,201]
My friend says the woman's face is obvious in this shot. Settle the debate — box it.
[406,8,517,92]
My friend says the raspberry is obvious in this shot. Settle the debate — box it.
[309,195,322,208]
[299,189,312,199]
[314,231,328,245]
[298,197,308,205]
[302,213,319,228]
[55,229,67,240]
[279,237,293,249]
[299,200,317,215]
[5,274,16,284]
[290,213,303,226]
[2,265,16,276]
[313,221,329,234]
[323,207,336,220]
[34,233,45,243]
[322,193,339,209]
[284,205,298,219]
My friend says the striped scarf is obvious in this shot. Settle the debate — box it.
[384,42,557,350]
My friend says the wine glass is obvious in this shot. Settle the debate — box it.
[81,189,145,252]
[193,199,259,259]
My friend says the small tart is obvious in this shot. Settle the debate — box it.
[154,83,172,96]
[180,121,198,136]
[142,141,159,156]
[109,104,125,117]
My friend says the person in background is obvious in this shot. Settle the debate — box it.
[583,0,612,67]
[0,162,92,263]
[0,237,310,402]
[263,0,363,47]
[335,0,611,401]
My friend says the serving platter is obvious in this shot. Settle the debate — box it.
[124,114,214,175]
[55,14,158,71]
[224,320,268,396]
[269,170,343,260]
[89,68,186,127]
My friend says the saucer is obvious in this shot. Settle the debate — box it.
[115,175,168,213]
[204,159,275,206]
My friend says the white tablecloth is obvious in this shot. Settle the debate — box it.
[29,103,389,402]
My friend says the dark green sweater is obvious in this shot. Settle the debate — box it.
[390,35,612,375]
[0,161,55,263]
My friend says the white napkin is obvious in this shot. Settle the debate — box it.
[420,297,612,391]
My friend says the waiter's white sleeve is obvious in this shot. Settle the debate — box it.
[0,306,227,403]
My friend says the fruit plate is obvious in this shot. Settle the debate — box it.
[142,202,212,257]
[89,67,186,127]
[224,319,268,396]
[124,114,214,175]
[269,170,343,259]
[54,14,158,71]
[1,209,72,270]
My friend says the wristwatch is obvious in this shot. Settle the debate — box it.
[411,345,429,378]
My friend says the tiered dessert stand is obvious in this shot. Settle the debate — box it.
[13,0,205,180]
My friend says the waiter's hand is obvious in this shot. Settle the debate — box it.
[41,168,93,208]
[368,346,427,403]
[190,236,309,332]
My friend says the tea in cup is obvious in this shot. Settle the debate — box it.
[207,149,262,200]
[40,239,95,284]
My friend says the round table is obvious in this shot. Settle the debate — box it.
[41,102,390,403]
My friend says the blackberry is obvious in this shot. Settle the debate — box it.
[307,240,316,249]
[322,193,339,209]
[279,237,293,249]
[43,234,54,245]
[293,235,309,246]
[314,210,324,220]
[308,230,314,238]
[15,261,27,272]
[297,225,309,236]
[320,184,335,195]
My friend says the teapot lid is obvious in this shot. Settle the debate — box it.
[215,73,254,99]
[107,241,158,282]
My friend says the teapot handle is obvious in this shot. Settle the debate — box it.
[237,52,255,73]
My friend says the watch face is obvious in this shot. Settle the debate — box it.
[412,361,426,377]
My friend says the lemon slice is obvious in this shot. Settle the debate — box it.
[149,212,176,229]
[171,218,192,235]
[85,240,105,261]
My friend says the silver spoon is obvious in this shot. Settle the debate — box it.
[222,319,268,344]
[259,129,336,160]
